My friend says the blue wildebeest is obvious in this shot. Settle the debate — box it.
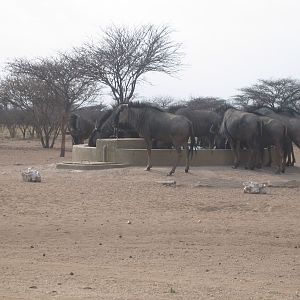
[174,107,222,148]
[68,106,105,145]
[114,102,196,176]
[88,109,139,147]
[255,115,288,174]
[220,108,262,170]
[68,113,96,145]
[253,107,300,166]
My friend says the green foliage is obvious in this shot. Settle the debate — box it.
[233,78,300,111]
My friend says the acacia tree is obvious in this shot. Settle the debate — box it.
[7,53,100,156]
[0,75,62,147]
[150,96,176,109]
[187,97,227,111]
[76,24,183,105]
[233,78,300,110]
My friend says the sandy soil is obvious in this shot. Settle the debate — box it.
[0,136,300,300]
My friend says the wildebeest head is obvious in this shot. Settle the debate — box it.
[88,128,100,147]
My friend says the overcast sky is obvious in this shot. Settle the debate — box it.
[1,0,300,104]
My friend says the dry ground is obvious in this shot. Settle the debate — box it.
[0,136,300,300]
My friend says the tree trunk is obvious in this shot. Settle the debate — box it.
[50,127,60,148]
[60,113,68,157]
[40,136,46,148]
[8,126,16,138]
[44,134,50,148]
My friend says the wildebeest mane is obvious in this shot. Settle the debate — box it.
[127,101,164,112]
[245,105,274,113]
[167,104,187,114]
[214,103,235,115]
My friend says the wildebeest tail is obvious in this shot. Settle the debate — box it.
[188,121,196,158]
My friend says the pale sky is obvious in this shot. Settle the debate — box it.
[1,0,300,104]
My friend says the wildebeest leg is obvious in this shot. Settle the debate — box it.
[208,134,214,149]
[168,146,181,176]
[231,140,240,169]
[286,147,291,166]
[144,141,152,171]
[275,143,285,174]
[247,144,257,170]
[256,146,263,169]
[184,142,190,173]
[291,145,296,166]
[286,142,295,166]
[264,146,272,167]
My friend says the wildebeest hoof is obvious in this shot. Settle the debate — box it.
[184,169,189,173]
[232,166,238,169]
[144,167,151,171]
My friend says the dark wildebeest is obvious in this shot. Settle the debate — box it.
[175,107,222,148]
[88,109,139,147]
[68,113,96,145]
[220,108,262,169]
[253,107,300,166]
[255,115,288,173]
[68,106,105,145]
[114,102,196,175]
[214,134,231,149]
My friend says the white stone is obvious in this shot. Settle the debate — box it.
[22,168,41,182]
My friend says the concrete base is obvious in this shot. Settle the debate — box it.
[56,161,129,170]
[70,138,277,167]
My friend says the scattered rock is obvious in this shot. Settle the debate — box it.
[127,220,131,224]
[157,180,176,187]
[49,290,57,294]
[70,272,74,275]
[29,285,37,289]
[243,181,267,194]
[22,168,41,182]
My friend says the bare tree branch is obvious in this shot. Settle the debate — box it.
[75,24,184,104]
[233,78,300,111]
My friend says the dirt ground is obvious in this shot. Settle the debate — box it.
[0,136,299,300]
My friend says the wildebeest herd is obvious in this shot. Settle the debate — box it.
[68,102,300,175]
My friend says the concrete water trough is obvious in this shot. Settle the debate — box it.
[56,138,276,170]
